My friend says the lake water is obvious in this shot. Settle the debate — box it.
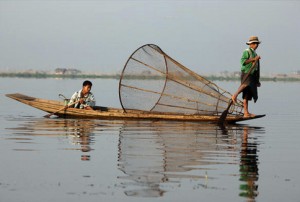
[1,78,299,202]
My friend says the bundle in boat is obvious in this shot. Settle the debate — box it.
[119,44,243,116]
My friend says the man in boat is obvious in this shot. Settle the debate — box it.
[68,80,96,110]
[232,36,261,118]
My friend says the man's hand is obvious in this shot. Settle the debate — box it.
[254,55,261,61]
[257,82,261,87]
[79,98,85,104]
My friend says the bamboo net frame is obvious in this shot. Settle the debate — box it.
[119,44,243,116]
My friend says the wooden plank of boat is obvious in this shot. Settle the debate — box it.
[6,93,265,124]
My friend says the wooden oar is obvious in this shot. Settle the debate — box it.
[44,100,80,118]
[218,60,258,125]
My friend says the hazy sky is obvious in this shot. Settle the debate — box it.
[1,0,299,74]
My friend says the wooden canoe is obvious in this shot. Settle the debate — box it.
[6,93,265,124]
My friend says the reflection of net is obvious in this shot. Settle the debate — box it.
[119,44,243,115]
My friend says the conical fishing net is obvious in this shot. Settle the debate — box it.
[119,44,243,116]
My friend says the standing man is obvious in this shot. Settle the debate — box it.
[69,80,96,110]
[232,36,261,117]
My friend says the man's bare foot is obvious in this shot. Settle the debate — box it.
[84,106,93,110]
[244,113,255,118]
[231,95,237,104]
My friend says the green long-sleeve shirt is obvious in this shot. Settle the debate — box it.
[240,48,259,74]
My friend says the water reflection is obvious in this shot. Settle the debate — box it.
[239,126,259,200]
[6,117,264,201]
[117,121,264,200]
[7,118,96,161]
[62,119,95,161]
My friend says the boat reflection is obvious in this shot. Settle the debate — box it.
[8,118,96,161]
[117,121,264,200]
[7,117,264,200]
[62,119,95,161]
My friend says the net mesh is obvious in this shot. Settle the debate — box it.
[119,44,243,116]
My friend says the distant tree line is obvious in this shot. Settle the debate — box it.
[0,72,120,79]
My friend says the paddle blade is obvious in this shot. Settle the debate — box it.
[218,100,233,125]
[218,110,229,125]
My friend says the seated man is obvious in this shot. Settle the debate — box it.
[68,80,96,110]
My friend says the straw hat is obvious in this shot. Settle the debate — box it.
[246,36,261,45]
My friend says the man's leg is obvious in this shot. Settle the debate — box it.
[243,99,255,117]
[243,98,249,116]
[232,84,247,103]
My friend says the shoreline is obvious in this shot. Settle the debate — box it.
[1,72,300,82]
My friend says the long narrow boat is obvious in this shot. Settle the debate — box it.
[6,93,265,124]
[6,44,266,124]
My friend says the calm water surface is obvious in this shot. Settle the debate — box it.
[0,78,299,202]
